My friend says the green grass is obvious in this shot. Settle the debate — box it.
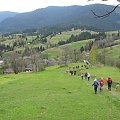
[47,29,82,44]
[66,39,94,49]
[68,63,120,82]
[1,29,92,54]
[105,45,120,59]
[114,39,120,44]
[42,47,63,58]
[0,64,120,120]
[47,29,96,44]
[43,39,92,58]
[2,39,16,45]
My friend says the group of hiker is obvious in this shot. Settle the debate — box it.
[66,65,113,94]
[68,65,80,76]
[80,72,112,94]
[68,65,89,76]
[92,76,112,94]
[81,72,90,81]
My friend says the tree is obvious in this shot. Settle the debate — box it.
[73,49,80,62]
[89,46,98,65]
[80,46,84,53]
[10,52,20,74]
[62,46,71,65]
[116,60,120,70]
[88,0,120,18]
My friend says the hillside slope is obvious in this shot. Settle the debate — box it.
[0,65,120,120]
[0,4,120,32]
[0,11,17,23]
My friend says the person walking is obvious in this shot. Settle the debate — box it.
[107,76,112,91]
[92,77,99,94]
[85,72,88,80]
[69,66,73,75]
[87,72,90,81]
[80,73,84,80]
[99,77,104,92]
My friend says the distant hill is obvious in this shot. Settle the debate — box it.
[0,4,120,33]
[0,11,17,23]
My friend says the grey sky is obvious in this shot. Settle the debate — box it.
[0,0,119,12]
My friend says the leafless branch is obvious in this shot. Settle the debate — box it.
[91,4,120,18]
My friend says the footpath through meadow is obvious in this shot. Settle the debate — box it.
[0,66,120,120]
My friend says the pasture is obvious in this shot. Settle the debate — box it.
[0,64,120,120]
[42,39,92,58]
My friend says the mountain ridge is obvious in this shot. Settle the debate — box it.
[0,11,17,23]
[0,4,120,33]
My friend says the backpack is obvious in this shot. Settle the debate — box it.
[100,80,104,86]
[94,81,99,87]
[108,79,112,84]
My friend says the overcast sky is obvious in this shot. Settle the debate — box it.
[0,0,119,13]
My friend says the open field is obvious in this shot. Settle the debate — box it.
[42,39,92,58]
[47,29,82,44]
[0,64,120,120]
[47,29,96,44]
[105,45,120,59]
[114,39,120,44]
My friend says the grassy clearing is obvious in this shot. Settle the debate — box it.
[47,29,96,44]
[43,47,63,58]
[114,39,120,44]
[66,39,94,49]
[47,29,82,44]
[0,64,120,120]
[43,39,91,58]
[105,45,120,59]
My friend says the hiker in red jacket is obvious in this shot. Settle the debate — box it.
[99,77,104,92]
[107,77,112,91]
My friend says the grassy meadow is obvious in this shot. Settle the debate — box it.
[105,45,120,59]
[0,64,120,120]
[43,39,93,58]
[47,29,97,44]
[0,29,120,120]
[47,29,83,44]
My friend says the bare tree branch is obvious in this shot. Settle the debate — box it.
[91,4,120,18]
[87,0,120,18]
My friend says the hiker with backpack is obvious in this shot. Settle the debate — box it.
[92,77,99,94]
[107,76,112,91]
[87,72,90,81]
[99,77,104,92]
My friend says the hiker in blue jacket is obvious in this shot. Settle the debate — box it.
[92,77,99,94]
